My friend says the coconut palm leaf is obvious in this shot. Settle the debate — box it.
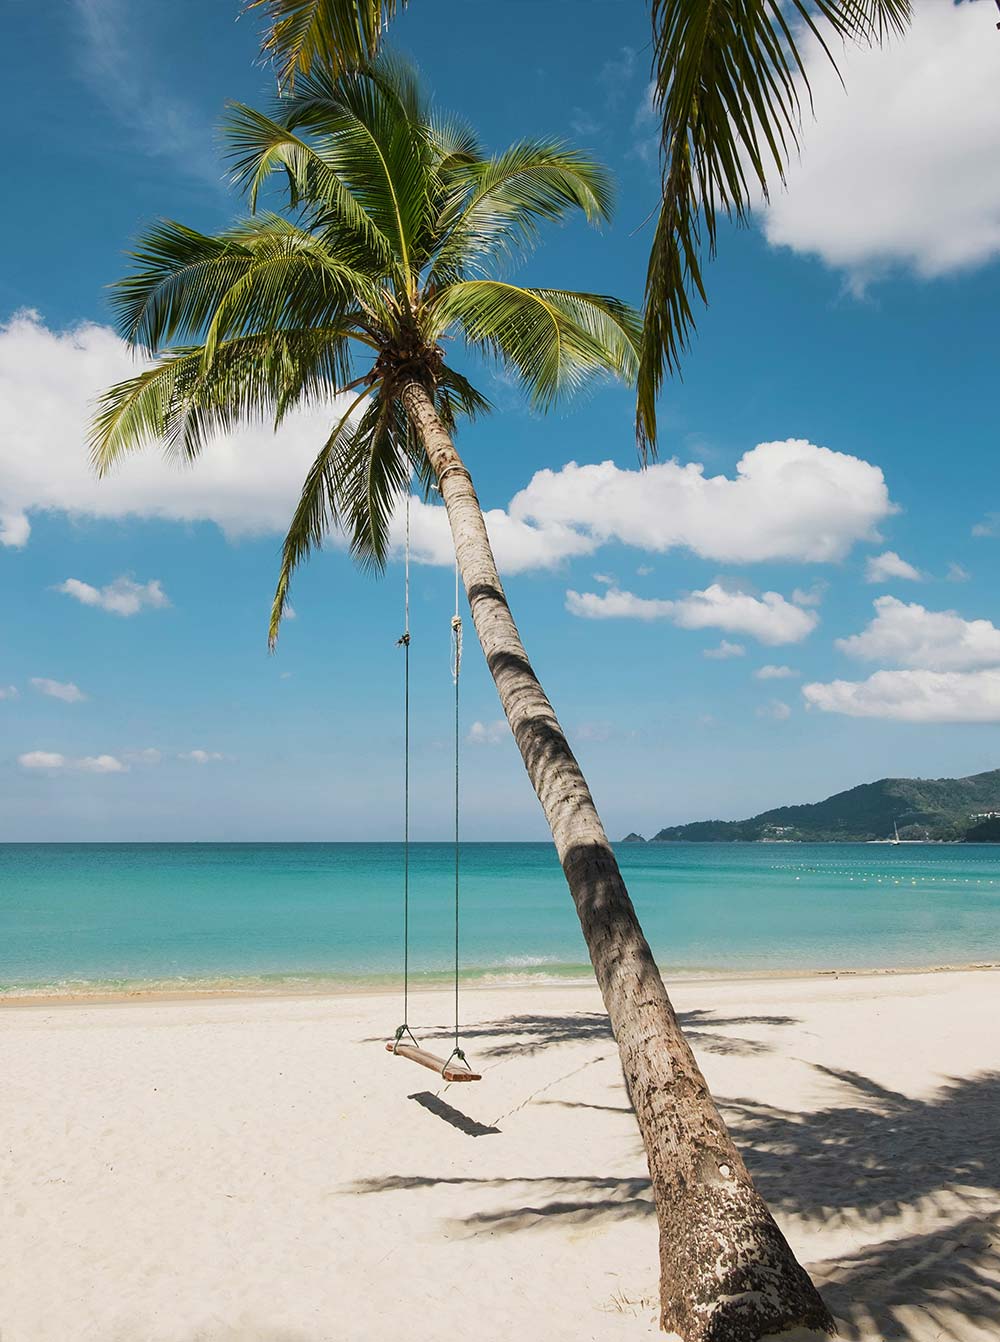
[430,142,614,282]
[637,0,911,448]
[245,0,405,87]
[431,281,640,408]
[268,387,371,643]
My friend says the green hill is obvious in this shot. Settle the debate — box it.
[651,769,1000,843]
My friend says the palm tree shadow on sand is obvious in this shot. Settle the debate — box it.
[359,1006,1000,1340]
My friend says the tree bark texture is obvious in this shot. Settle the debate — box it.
[401,381,834,1342]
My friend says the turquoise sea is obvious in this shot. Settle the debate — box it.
[2,842,999,995]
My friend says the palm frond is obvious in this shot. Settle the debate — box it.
[261,61,432,288]
[638,0,911,450]
[433,366,492,435]
[431,142,614,282]
[91,328,356,474]
[431,281,640,408]
[245,0,403,87]
[334,388,412,570]
[269,387,371,646]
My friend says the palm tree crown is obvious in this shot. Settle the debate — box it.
[241,1,914,452]
[91,58,641,643]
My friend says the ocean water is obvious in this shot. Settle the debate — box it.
[2,842,999,994]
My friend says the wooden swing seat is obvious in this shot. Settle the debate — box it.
[385,1041,481,1082]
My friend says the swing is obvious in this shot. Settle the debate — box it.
[385,489,481,1084]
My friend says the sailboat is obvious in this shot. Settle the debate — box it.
[868,819,902,844]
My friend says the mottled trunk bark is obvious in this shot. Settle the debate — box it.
[401,381,832,1342]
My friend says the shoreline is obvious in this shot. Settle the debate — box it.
[4,957,1000,1008]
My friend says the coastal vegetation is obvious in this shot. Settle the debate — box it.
[647,768,1000,844]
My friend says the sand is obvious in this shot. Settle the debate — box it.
[3,969,999,1341]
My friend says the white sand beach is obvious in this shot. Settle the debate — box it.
[3,968,999,1341]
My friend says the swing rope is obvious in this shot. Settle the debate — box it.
[393,485,418,1053]
[443,561,469,1074]
[391,484,475,1079]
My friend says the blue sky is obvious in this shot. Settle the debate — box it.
[2,0,1000,841]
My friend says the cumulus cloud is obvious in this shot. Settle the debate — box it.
[78,754,128,773]
[791,582,827,608]
[19,751,66,769]
[0,685,18,701]
[466,720,507,746]
[179,750,224,764]
[760,0,1000,285]
[30,678,87,703]
[566,584,818,645]
[1,511,30,547]
[0,311,357,550]
[865,550,922,584]
[703,640,745,660]
[755,665,799,680]
[972,513,1000,539]
[803,669,1000,723]
[757,699,792,721]
[837,597,1000,672]
[0,314,896,579]
[55,576,169,617]
[402,494,595,574]
[509,440,893,564]
[124,747,162,765]
[18,750,127,772]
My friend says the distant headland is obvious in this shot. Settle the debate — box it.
[626,768,1000,844]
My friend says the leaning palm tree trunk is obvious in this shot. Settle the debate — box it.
[403,381,832,1342]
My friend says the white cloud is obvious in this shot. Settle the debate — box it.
[947,562,971,583]
[1,511,30,547]
[124,747,162,765]
[0,311,356,550]
[791,582,827,608]
[0,315,895,579]
[574,721,613,742]
[593,572,615,586]
[466,720,507,746]
[760,0,1000,284]
[77,754,127,773]
[703,640,745,660]
[401,494,595,574]
[510,440,893,565]
[19,751,66,769]
[0,685,18,701]
[565,583,818,646]
[56,576,169,617]
[972,513,1000,539]
[18,751,126,772]
[30,678,87,703]
[637,565,654,577]
[837,597,1000,671]
[757,699,792,721]
[755,665,799,680]
[803,669,1000,723]
[865,550,922,584]
[179,750,224,764]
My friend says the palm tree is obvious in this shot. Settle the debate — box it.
[91,62,831,1340]
[244,0,913,445]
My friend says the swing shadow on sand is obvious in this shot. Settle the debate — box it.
[408,1091,501,1136]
